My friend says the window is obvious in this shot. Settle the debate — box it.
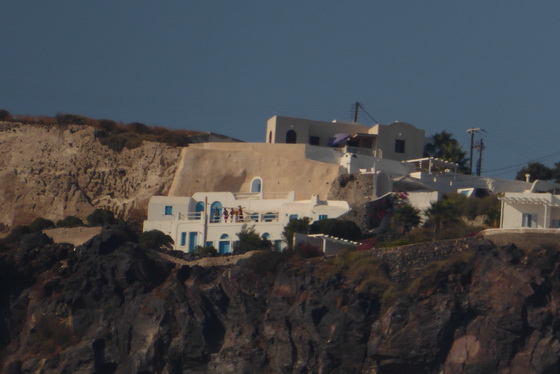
[552,219,560,228]
[522,213,537,228]
[319,214,328,221]
[194,201,204,220]
[274,240,283,251]
[180,232,187,246]
[309,136,320,145]
[164,205,173,215]
[395,139,405,153]
[250,177,262,193]
[205,241,214,247]
[261,233,271,240]
[289,214,298,221]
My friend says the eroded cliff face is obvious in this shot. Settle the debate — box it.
[1,230,560,374]
[0,123,182,228]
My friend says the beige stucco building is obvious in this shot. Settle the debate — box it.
[266,115,426,161]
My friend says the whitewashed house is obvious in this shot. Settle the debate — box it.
[143,189,350,253]
[499,191,560,229]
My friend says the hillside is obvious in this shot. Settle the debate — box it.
[1,228,559,373]
[0,122,182,229]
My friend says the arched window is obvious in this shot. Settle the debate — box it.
[261,232,271,241]
[264,212,275,222]
[250,177,262,193]
[210,201,222,223]
[219,234,230,254]
[194,201,204,220]
[286,130,297,143]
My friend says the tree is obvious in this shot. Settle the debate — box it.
[309,218,362,240]
[29,217,55,233]
[86,208,116,226]
[233,224,272,255]
[515,162,553,182]
[56,215,83,228]
[139,230,174,250]
[424,131,468,170]
[281,217,311,249]
[392,204,421,233]
[193,245,218,258]
[424,199,460,241]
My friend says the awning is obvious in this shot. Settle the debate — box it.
[327,133,351,146]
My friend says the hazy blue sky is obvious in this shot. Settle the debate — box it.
[2,1,560,179]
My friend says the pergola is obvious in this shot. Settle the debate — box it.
[406,157,458,174]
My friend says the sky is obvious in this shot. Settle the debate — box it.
[1,1,560,179]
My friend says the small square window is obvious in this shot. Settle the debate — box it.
[164,206,173,215]
[319,214,328,221]
[309,136,320,145]
[289,214,298,221]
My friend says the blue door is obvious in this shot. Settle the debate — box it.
[188,232,198,252]
[218,234,230,254]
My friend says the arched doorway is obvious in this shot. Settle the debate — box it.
[286,130,297,143]
[195,201,204,220]
[250,177,262,193]
[210,201,222,223]
[218,234,230,254]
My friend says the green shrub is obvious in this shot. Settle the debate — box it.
[233,224,272,255]
[86,209,116,226]
[319,249,395,306]
[139,230,174,250]
[56,113,94,126]
[193,245,218,258]
[56,216,83,228]
[282,217,311,249]
[29,217,55,233]
[241,250,288,275]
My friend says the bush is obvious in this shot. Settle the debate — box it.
[233,224,272,255]
[282,217,311,249]
[56,216,83,228]
[0,109,12,121]
[193,245,217,258]
[139,230,174,250]
[241,250,288,275]
[86,209,116,226]
[310,218,362,240]
[29,217,55,233]
[56,113,95,126]
[319,249,395,305]
[294,242,323,258]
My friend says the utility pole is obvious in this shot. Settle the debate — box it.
[466,128,481,175]
[475,138,485,176]
[353,102,360,122]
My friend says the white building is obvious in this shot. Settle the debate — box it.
[143,189,350,253]
[499,191,560,229]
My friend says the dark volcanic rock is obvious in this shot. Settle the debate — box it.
[2,231,560,373]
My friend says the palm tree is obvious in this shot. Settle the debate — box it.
[424,200,460,241]
[393,204,421,234]
[424,131,468,171]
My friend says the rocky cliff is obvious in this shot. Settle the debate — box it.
[1,228,560,373]
[0,123,182,228]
